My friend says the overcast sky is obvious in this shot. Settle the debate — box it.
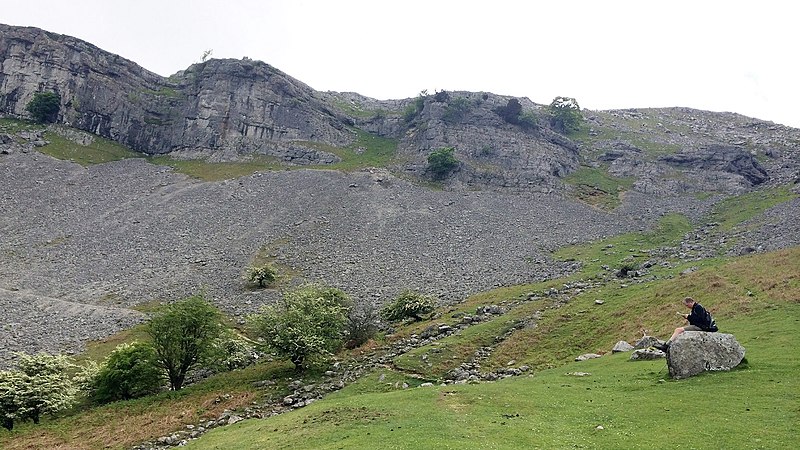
[4,0,798,127]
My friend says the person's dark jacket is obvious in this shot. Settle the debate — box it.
[687,302,718,331]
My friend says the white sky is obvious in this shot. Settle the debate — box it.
[3,0,799,127]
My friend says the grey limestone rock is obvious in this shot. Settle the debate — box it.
[629,348,666,361]
[666,332,745,379]
[611,340,634,353]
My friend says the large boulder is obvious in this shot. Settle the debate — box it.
[666,332,745,379]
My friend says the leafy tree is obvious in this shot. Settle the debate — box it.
[548,96,582,133]
[0,353,77,430]
[249,284,351,371]
[92,342,162,403]
[381,290,437,322]
[147,294,225,390]
[427,147,459,178]
[247,263,277,287]
[25,92,60,123]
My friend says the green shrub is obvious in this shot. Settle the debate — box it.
[443,97,470,124]
[147,294,225,390]
[495,98,522,123]
[381,290,437,322]
[247,263,277,287]
[427,147,459,178]
[92,342,162,404]
[548,96,582,133]
[215,334,259,371]
[26,92,60,124]
[249,284,351,371]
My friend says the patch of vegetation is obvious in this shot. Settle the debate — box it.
[323,129,399,171]
[147,155,286,181]
[709,186,797,231]
[0,118,44,134]
[245,263,277,288]
[427,147,459,178]
[563,165,635,209]
[37,130,142,165]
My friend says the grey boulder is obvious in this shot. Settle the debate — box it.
[666,332,745,379]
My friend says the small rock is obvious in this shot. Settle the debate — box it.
[575,353,602,362]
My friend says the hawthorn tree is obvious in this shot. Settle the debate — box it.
[249,284,351,371]
[147,294,224,390]
[0,353,77,430]
[247,263,277,288]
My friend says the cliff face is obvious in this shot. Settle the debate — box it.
[2,24,798,193]
[0,24,353,159]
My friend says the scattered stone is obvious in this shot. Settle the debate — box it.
[594,299,605,305]
[634,336,665,350]
[575,353,603,362]
[611,341,634,353]
[566,372,591,377]
[630,348,666,360]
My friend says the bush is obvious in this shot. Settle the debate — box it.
[381,290,437,322]
[0,353,77,430]
[147,294,225,390]
[427,147,459,178]
[26,92,60,123]
[247,263,277,287]
[215,333,259,371]
[92,342,162,404]
[345,300,380,349]
[548,96,582,133]
[249,284,351,371]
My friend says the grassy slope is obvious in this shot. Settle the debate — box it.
[188,251,800,449]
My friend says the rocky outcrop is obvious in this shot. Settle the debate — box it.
[659,145,768,186]
[666,332,745,379]
[0,24,353,161]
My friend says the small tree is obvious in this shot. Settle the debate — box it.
[249,284,351,371]
[147,294,225,390]
[427,147,459,178]
[26,92,60,124]
[381,290,437,322]
[0,353,77,430]
[247,263,277,287]
[548,96,582,133]
[92,342,162,404]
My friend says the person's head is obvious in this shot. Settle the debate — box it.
[682,296,696,308]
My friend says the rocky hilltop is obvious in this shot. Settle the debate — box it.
[1,24,799,365]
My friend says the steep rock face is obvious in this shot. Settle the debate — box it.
[0,25,353,159]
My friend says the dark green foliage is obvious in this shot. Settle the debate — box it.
[548,96,582,133]
[495,98,522,123]
[616,263,638,278]
[92,342,162,404]
[381,290,437,322]
[247,263,277,287]
[249,285,351,371]
[147,294,225,390]
[427,147,459,178]
[25,92,60,123]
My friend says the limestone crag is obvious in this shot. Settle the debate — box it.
[0,25,353,161]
